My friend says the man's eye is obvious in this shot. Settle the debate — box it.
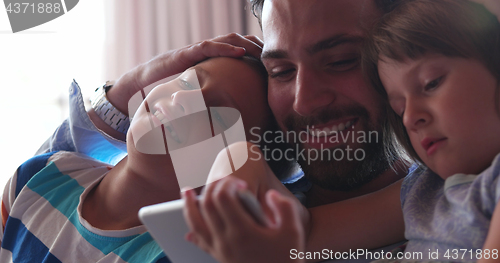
[424,76,443,91]
[180,79,196,90]
[329,58,360,71]
[269,68,295,81]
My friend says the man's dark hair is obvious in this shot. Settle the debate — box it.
[249,0,401,28]
[249,0,265,28]
[374,0,401,13]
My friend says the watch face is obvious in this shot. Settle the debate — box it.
[103,81,114,92]
[90,86,106,107]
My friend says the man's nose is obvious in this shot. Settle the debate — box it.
[293,68,335,116]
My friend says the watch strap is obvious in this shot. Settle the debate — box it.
[91,81,130,134]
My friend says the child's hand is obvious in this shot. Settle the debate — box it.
[183,186,305,263]
[181,142,308,263]
[469,0,500,22]
[203,141,310,230]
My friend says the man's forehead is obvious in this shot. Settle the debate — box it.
[262,34,364,60]
[261,0,380,51]
[261,0,380,21]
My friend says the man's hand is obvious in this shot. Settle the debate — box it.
[182,142,307,263]
[107,33,263,115]
[88,33,262,141]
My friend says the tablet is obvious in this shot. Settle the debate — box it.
[139,190,265,263]
[138,199,218,263]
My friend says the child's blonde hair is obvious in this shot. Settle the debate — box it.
[362,0,500,162]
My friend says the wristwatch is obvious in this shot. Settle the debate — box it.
[90,81,130,134]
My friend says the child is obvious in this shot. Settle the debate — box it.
[362,0,500,261]
[0,56,299,262]
[184,0,500,262]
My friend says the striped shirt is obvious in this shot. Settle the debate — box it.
[0,151,170,263]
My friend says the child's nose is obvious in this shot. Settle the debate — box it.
[171,89,207,115]
[403,99,431,131]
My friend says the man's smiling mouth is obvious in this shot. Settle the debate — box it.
[308,119,357,137]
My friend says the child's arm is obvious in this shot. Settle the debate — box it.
[305,179,405,255]
[478,202,500,263]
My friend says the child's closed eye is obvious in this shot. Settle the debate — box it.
[389,99,406,118]
[424,76,444,91]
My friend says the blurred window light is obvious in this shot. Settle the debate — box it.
[0,2,105,188]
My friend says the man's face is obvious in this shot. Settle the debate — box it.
[261,0,388,190]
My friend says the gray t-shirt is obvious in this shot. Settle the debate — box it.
[400,153,500,261]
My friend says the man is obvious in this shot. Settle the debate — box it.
[256,0,406,207]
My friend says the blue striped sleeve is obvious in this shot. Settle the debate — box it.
[15,152,58,198]
[2,217,61,263]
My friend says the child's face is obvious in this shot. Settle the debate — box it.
[128,57,271,155]
[126,57,271,189]
[378,53,500,179]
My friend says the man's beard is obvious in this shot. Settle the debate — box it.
[284,105,390,191]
